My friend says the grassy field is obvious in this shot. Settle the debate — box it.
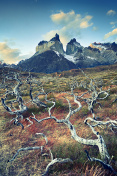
[0,64,117,176]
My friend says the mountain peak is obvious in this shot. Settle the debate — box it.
[66,38,82,55]
[36,33,64,55]
[89,42,117,52]
[68,38,76,44]
[50,33,60,42]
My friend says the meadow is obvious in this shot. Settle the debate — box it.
[0,64,117,176]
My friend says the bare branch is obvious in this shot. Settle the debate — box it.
[26,73,47,107]
[85,117,117,132]
[42,158,73,176]
[31,89,110,163]
[85,150,117,175]
[35,133,48,145]
[8,146,43,162]
[1,73,28,125]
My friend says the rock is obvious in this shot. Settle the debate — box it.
[66,38,82,55]
[16,50,76,73]
[50,33,60,42]
[36,33,64,55]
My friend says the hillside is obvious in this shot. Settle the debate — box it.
[16,50,76,73]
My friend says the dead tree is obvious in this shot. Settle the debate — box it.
[83,80,109,119]
[0,72,48,128]
[30,88,116,173]
[84,117,117,133]
[26,73,47,107]
[75,69,110,119]
[1,73,27,128]
[8,132,73,176]
[1,71,116,175]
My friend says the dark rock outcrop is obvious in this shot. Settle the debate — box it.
[16,50,76,73]
[66,38,82,55]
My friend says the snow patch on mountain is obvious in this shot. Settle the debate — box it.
[64,54,76,63]
[54,50,60,56]
[87,56,96,60]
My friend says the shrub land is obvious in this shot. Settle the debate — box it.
[0,65,117,176]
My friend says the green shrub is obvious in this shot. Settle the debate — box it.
[78,106,89,117]
[27,105,46,114]
[55,100,68,111]
[109,87,117,94]
[52,142,87,165]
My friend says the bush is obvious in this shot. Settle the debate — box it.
[110,87,117,94]
[27,105,46,115]
[55,100,68,111]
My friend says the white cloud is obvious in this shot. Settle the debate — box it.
[110,21,117,28]
[80,21,93,28]
[107,10,116,16]
[104,28,117,39]
[0,42,31,64]
[43,10,93,47]
[50,10,80,26]
[50,11,93,29]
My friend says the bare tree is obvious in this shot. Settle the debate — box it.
[30,88,116,173]
[70,69,109,119]
[1,72,48,128]
[26,73,47,107]
[8,132,73,176]
[1,70,116,175]
[1,73,27,128]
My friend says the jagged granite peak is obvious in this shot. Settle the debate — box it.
[68,38,76,44]
[49,34,65,55]
[36,33,64,55]
[90,42,117,52]
[90,42,108,51]
[87,46,100,53]
[66,38,82,55]
[50,33,60,42]
[107,42,117,52]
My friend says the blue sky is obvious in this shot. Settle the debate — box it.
[0,0,117,64]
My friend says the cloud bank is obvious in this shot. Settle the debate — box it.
[0,42,32,64]
[43,10,93,47]
[0,42,21,64]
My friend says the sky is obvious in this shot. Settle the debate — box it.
[0,0,117,64]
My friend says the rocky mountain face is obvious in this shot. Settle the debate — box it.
[16,34,117,73]
[16,50,75,73]
[66,38,82,55]
[36,33,64,55]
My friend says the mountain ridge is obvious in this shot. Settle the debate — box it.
[15,33,117,73]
